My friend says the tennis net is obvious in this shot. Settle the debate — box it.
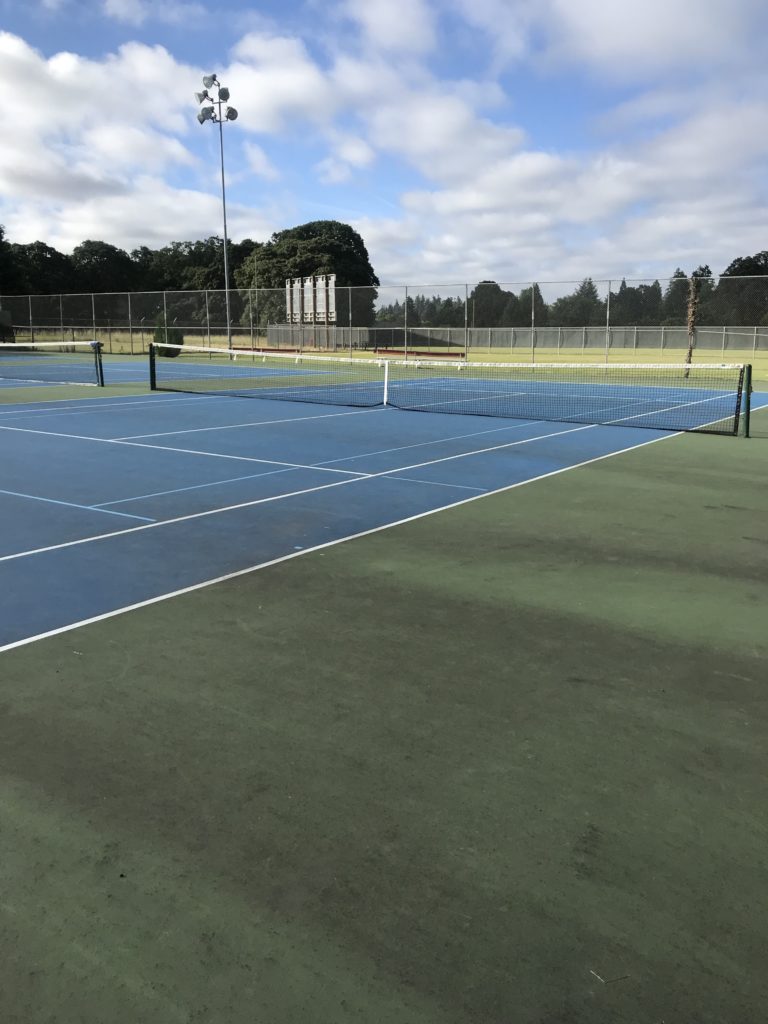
[149,344,748,435]
[0,341,104,387]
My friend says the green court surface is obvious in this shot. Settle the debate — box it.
[2,424,767,1023]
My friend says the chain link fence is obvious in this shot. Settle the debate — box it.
[2,277,766,373]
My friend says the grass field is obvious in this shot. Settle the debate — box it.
[2,423,767,1023]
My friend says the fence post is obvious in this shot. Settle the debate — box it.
[59,294,65,345]
[91,293,97,345]
[29,295,33,344]
[163,292,168,344]
[753,325,758,354]
[347,287,352,354]
[530,282,536,363]
[249,290,254,351]
[404,285,408,361]
[633,326,638,350]
[661,325,665,352]
[464,283,469,358]
[204,290,210,346]
[127,293,134,354]
[605,280,611,363]
[722,326,726,358]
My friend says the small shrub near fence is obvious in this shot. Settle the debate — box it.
[153,322,184,357]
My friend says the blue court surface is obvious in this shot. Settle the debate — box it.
[1,382,766,651]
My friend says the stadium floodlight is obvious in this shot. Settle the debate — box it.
[195,74,238,349]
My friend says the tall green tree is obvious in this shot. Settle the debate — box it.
[10,241,74,295]
[235,220,379,326]
[714,252,768,325]
[71,240,139,293]
[662,268,688,324]
[517,283,548,326]
[0,225,29,295]
[550,278,604,326]
[469,281,511,327]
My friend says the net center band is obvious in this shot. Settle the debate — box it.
[149,343,750,436]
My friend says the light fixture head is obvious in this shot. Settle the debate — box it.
[225,106,238,121]
[218,86,230,102]
[195,90,209,104]
[202,74,217,89]
[197,106,215,124]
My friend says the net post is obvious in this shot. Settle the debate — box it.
[149,343,157,390]
[93,341,104,386]
[383,359,389,406]
[743,363,752,437]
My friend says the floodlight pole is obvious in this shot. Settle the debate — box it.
[217,108,232,350]
[196,76,238,350]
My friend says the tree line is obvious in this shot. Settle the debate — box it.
[0,220,378,295]
[377,254,768,328]
[2,218,766,328]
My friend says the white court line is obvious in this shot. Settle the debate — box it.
[313,418,546,467]
[95,423,544,508]
[0,429,679,654]
[0,488,155,522]
[604,390,739,426]
[385,476,487,493]
[0,393,214,418]
[0,422,595,565]
[113,405,386,440]
[0,424,373,478]
[93,466,299,508]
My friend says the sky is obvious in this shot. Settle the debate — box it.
[0,0,766,286]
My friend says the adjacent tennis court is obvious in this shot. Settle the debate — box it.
[2,348,767,1023]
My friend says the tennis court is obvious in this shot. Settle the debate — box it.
[2,346,767,1023]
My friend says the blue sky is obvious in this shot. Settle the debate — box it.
[0,0,766,285]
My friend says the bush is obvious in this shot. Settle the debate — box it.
[153,321,184,357]
[0,310,14,343]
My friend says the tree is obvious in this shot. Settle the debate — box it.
[716,252,768,326]
[637,281,662,324]
[720,252,768,278]
[0,225,29,295]
[517,283,548,326]
[71,240,139,293]
[550,278,604,326]
[469,281,512,327]
[235,220,379,326]
[662,268,688,324]
[11,241,74,295]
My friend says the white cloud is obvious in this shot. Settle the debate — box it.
[228,33,337,132]
[244,142,280,181]
[102,0,145,24]
[3,177,278,253]
[102,0,205,26]
[2,0,767,288]
[452,0,767,79]
[339,0,436,54]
